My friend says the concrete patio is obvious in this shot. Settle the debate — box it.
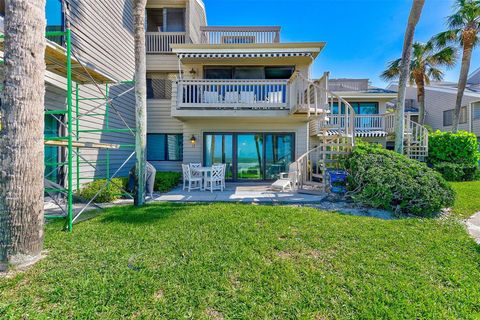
[152,183,326,204]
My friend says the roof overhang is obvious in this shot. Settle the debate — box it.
[0,36,117,84]
[331,91,397,100]
[171,42,325,64]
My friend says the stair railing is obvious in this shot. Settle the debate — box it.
[404,117,429,161]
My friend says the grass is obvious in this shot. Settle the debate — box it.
[451,181,480,219]
[1,203,480,319]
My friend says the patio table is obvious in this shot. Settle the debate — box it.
[192,166,212,191]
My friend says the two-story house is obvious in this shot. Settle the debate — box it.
[145,0,428,186]
[387,68,480,141]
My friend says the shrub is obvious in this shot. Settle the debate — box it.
[432,162,478,182]
[154,171,182,192]
[428,130,479,165]
[345,142,455,216]
[428,131,479,181]
[77,177,127,203]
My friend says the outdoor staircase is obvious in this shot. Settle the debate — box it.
[384,113,429,162]
[288,72,429,193]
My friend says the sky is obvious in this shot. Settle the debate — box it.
[202,0,480,88]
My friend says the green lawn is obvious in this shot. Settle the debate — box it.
[451,181,480,219]
[1,203,480,319]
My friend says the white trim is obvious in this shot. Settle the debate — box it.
[177,52,313,59]
[172,47,322,54]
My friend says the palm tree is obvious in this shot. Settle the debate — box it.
[0,0,46,271]
[381,41,457,124]
[434,0,480,132]
[393,0,425,154]
[133,0,148,206]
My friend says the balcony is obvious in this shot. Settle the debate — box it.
[146,32,188,53]
[311,113,396,137]
[200,26,281,44]
[173,78,288,109]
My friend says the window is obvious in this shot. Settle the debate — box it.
[444,107,468,126]
[331,102,379,115]
[147,134,183,161]
[147,78,172,99]
[146,8,185,32]
[443,109,454,126]
[474,104,480,120]
[44,114,61,183]
[204,66,295,80]
[460,106,468,124]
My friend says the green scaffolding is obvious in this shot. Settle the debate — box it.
[37,28,135,231]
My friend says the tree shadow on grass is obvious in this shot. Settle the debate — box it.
[99,203,212,225]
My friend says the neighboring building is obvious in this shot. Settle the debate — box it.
[1,0,136,187]
[318,78,398,148]
[387,67,480,139]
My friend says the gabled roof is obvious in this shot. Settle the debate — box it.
[468,67,480,85]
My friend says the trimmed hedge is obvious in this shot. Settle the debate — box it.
[77,177,127,203]
[345,142,455,216]
[428,131,479,181]
[154,171,182,192]
[432,162,478,182]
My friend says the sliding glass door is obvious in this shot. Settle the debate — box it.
[204,133,294,181]
[204,134,234,179]
[265,134,294,180]
[237,134,264,180]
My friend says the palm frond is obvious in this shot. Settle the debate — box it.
[432,30,461,47]
[448,12,467,29]
[449,0,480,28]
[380,58,402,81]
[427,46,458,67]
[426,67,445,82]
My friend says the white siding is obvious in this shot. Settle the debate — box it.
[147,99,183,171]
[41,0,137,187]
[182,119,309,166]
[389,84,480,135]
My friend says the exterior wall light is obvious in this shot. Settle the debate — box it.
[190,134,197,147]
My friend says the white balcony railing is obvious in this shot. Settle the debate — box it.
[146,32,187,53]
[200,26,281,44]
[173,79,289,109]
[326,114,389,132]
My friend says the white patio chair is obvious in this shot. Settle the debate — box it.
[224,91,239,103]
[221,163,227,189]
[271,163,298,192]
[182,164,202,192]
[267,91,283,104]
[240,91,255,104]
[189,162,202,178]
[203,91,220,104]
[205,164,224,193]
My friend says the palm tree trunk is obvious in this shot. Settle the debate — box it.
[0,0,46,272]
[395,0,425,154]
[133,0,147,206]
[452,37,474,132]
